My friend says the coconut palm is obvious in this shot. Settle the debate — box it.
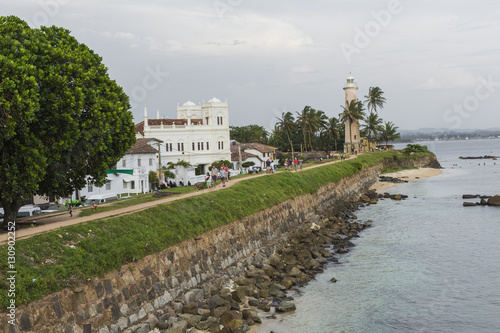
[364,86,386,114]
[340,99,365,153]
[379,121,401,148]
[276,111,296,155]
[325,117,341,152]
[362,112,383,151]
[296,106,310,151]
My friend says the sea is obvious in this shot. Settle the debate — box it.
[257,139,500,333]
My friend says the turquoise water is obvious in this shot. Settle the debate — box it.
[258,139,500,333]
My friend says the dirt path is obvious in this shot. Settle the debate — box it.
[1,155,357,244]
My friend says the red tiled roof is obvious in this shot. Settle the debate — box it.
[125,138,160,154]
[241,143,277,153]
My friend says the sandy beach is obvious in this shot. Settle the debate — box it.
[369,167,443,192]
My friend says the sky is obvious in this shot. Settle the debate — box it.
[3,0,500,131]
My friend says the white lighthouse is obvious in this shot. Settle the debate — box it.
[343,73,361,154]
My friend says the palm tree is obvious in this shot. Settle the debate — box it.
[364,86,386,114]
[276,111,296,155]
[340,99,365,153]
[362,112,383,151]
[296,106,311,151]
[325,117,341,152]
[379,121,401,148]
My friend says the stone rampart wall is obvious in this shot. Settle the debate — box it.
[3,159,418,333]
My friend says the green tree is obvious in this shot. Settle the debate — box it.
[275,111,296,156]
[362,113,383,151]
[379,121,401,147]
[339,100,365,153]
[230,125,268,144]
[364,86,386,114]
[0,17,136,225]
[296,106,328,151]
[324,117,341,152]
[148,171,159,190]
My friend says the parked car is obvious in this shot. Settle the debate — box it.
[0,205,42,220]
[83,193,118,206]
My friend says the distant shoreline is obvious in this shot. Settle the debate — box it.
[370,167,443,192]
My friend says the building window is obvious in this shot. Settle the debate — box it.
[218,141,220,150]
[218,141,224,150]
[354,135,357,139]
[138,159,141,167]
[106,181,111,190]
[192,142,195,151]
[169,143,172,151]
[181,143,184,151]
[177,143,181,152]
[123,181,128,189]
[201,142,204,150]
[122,159,126,167]
[88,183,93,192]
[130,181,135,190]
[220,116,223,125]
[206,142,209,150]
[149,158,153,166]
[198,142,201,150]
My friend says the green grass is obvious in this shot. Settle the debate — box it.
[0,150,434,307]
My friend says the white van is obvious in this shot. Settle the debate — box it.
[84,193,118,206]
[0,205,42,220]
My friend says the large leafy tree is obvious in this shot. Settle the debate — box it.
[379,121,401,147]
[0,16,136,225]
[339,99,365,153]
[230,125,268,144]
[362,112,383,151]
[364,86,386,114]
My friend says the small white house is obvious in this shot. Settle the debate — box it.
[239,143,277,169]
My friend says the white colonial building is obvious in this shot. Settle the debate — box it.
[135,97,231,175]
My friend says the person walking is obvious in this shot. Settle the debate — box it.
[225,165,230,181]
[68,204,73,217]
[299,159,303,169]
[205,172,212,189]
[211,165,218,188]
[219,165,226,187]
[294,157,298,171]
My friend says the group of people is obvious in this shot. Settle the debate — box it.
[206,164,230,189]
[284,158,302,171]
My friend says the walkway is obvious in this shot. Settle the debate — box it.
[1,155,357,244]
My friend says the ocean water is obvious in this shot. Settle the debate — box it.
[257,139,500,333]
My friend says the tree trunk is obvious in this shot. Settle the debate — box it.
[1,199,22,227]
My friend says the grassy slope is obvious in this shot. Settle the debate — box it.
[0,151,433,307]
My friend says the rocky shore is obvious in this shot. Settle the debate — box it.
[462,194,500,207]
[125,191,408,333]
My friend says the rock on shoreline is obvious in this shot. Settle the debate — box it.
[463,194,500,207]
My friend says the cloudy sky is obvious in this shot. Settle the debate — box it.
[3,0,500,131]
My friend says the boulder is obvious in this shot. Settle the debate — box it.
[219,311,243,329]
[276,301,296,313]
[487,195,500,206]
[462,194,479,199]
[165,320,188,333]
[463,202,477,207]
[242,309,261,324]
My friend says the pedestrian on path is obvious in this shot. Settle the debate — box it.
[211,165,218,188]
[294,157,298,171]
[205,172,212,189]
[68,204,73,217]
[219,165,227,187]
